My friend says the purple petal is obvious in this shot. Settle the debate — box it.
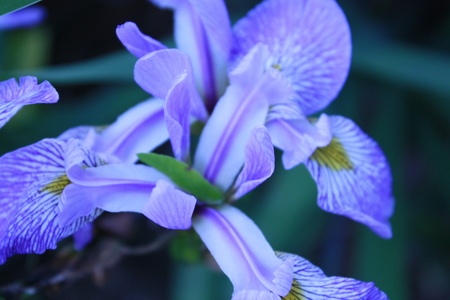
[143,180,196,229]
[0,6,46,30]
[267,113,332,169]
[277,252,388,299]
[58,99,168,164]
[0,139,101,264]
[164,73,191,162]
[233,126,274,200]
[193,205,293,297]
[58,163,168,226]
[0,76,58,128]
[193,44,293,191]
[73,222,93,251]
[116,22,167,58]
[232,290,280,300]
[231,0,351,115]
[151,0,231,108]
[135,49,208,121]
[305,116,394,238]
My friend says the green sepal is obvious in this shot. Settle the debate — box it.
[137,153,223,203]
[0,0,41,16]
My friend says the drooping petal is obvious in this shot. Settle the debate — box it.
[277,252,388,300]
[116,22,167,58]
[0,139,102,264]
[0,76,58,128]
[150,0,232,108]
[233,126,274,200]
[135,49,208,121]
[231,0,351,115]
[0,6,46,30]
[143,180,197,229]
[58,163,168,226]
[193,205,294,298]
[305,116,394,238]
[193,44,294,191]
[267,114,332,169]
[73,222,93,251]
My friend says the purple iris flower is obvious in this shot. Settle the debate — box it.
[0,76,58,128]
[117,0,394,238]
[0,6,46,31]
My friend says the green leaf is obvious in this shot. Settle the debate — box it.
[0,0,41,16]
[1,50,136,84]
[137,153,223,203]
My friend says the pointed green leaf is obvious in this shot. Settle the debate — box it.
[0,0,41,16]
[137,153,223,203]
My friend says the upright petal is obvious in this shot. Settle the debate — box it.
[116,22,167,58]
[231,0,351,115]
[143,180,197,229]
[135,49,208,121]
[150,0,232,108]
[194,44,294,191]
[193,205,294,298]
[58,99,168,164]
[0,6,46,30]
[0,77,58,128]
[267,114,332,169]
[0,139,102,264]
[277,252,388,299]
[233,126,275,200]
[305,116,394,238]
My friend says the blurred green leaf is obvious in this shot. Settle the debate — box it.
[353,40,450,112]
[0,0,40,16]
[1,50,136,84]
[137,153,223,203]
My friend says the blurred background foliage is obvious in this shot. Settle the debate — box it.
[0,0,449,299]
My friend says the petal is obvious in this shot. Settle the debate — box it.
[73,222,93,251]
[0,76,58,128]
[0,139,101,264]
[193,44,294,191]
[277,252,388,300]
[116,22,167,58]
[233,290,280,300]
[193,205,293,297]
[305,116,394,238]
[0,6,46,30]
[151,0,231,107]
[143,180,197,229]
[231,0,351,115]
[58,163,168,226]
[58,99,168,164]
[135,49,208,121]
[267,114,332,169]
[164,72,192,162]
[233,126,274,200]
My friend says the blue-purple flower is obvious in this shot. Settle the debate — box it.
[0,0,393,298]
[116,0,394,238]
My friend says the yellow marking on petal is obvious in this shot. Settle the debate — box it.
[272,64,282,71]
[282,279,305,300]
[40,174,71,195]
[310,137,353,171]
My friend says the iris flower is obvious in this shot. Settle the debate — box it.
[116,0,394,238]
